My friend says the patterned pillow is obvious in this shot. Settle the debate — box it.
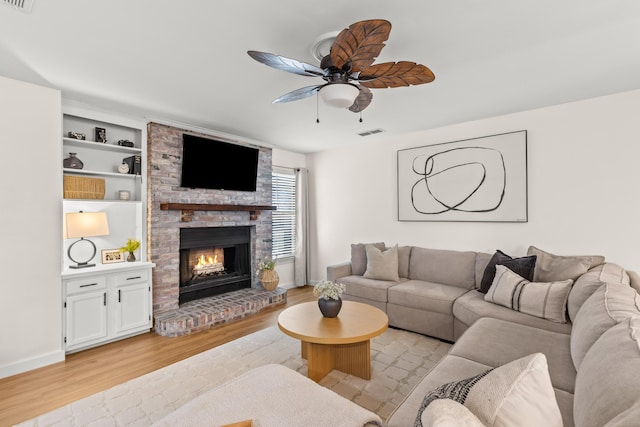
[415,353,562,427]
[479,250,537,294]
[485,265,573,323]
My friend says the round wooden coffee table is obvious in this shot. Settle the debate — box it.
[277,300,388,382]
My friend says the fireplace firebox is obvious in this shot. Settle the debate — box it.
[179,226,251,304]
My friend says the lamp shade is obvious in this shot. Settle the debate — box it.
[65,212,110,239]
[319,84,360,108]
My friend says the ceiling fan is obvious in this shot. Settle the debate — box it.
[247,19,435,114]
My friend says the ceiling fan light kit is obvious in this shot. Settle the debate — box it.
[248,19,435,115]
[319,83,360,108]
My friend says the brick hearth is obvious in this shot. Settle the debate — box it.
[154,288,287,337]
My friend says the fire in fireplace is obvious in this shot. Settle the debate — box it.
[179,226,251,304]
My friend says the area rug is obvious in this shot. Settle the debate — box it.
[18,326,450,426]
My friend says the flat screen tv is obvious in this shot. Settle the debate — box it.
[180,134,259,192]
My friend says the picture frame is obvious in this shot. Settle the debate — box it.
[101,249,124,264]
[397,130,528,222]
[95,127,107,143]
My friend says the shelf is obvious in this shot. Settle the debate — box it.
[63,138,142,154]
[63,199,142,204]
[63,168,141,179]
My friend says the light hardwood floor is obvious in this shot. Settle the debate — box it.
[0,286,316,426]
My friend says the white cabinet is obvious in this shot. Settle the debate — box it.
[63,263,154,353]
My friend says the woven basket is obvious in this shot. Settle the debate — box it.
[63,176,106,199]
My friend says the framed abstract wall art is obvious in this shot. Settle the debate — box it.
[397,130,527,222]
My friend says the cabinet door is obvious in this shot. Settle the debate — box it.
[115,282,150,336]
[66,291,108,349]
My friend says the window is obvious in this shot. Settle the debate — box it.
[272,168,296,259]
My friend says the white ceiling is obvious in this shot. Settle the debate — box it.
[1,1,639,153]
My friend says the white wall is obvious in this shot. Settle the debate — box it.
[0,76,64,378]
[272,148,307,287]
[307,90,640,283]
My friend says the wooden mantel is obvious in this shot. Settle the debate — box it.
[160,203,276,222]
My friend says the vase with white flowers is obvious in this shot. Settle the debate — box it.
[313,280,346,318]
[256,257,279,290]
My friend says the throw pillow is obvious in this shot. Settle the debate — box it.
[479,250,536,294]
[485,265,573,323]
[363,244,400,282]
[350,242,385,276]
[415,353,562,427]
[420,399,485,427]
[527,245,601,282]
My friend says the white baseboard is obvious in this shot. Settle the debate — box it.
[0,350,65,379]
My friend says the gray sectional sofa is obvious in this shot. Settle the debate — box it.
[327,244,640,426]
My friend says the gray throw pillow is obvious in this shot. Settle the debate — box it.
[350,242,385,276]
[527,246,601,282]
[363,244,400,282]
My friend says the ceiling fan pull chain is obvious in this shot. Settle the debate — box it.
[359,112,363,123]
[316,92,320,124]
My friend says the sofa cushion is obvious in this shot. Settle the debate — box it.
[337,275,401,303]
[398,245,412,278]
[568,262,630,321]
[573,318,640,427]
[363,244,400,281]
[449,317,576,393]
[527,245,602,282]
[570,282,640,369]
[479,250,536,294]
[409,247,477,289]
[420,399,484,427]
[474,252,492,290]
[350,242,385,276]
[388,280,469,314]
[484,265,572,323]
[453,290,572,335]
[416,353,562,427]
[628,269,640,295]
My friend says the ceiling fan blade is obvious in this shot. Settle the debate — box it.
[273,85,324,104]
[247,51,324,77]
[330,19,391,73]
[348,85,373,113]
[357,61,435,89]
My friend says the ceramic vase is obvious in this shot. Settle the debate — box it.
[127,252,136,262]
[318,297,342,318]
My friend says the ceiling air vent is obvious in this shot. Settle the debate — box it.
[358,129,385,137]
[2,0,34,13]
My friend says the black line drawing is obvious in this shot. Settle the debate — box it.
[397,130,527,222]
[410,146,506,214]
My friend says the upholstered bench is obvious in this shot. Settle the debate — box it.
[152,364,382,427]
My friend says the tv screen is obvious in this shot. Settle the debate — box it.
[180,134,259,192]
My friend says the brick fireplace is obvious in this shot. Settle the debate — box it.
[147,123,285,336]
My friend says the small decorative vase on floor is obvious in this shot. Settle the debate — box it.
[318,297,342,318]
[127,252,136,262]
[260,269,279,291]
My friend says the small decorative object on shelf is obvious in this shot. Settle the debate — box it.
[67,131,86,140]
[120,238,141,262]
[117,139,135,147]
[117,162,130,174]
[257,256,279,290]
[118,190,131,200]
[95,127,107,143]
[63,152,84,169]
[313,280,346,318]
